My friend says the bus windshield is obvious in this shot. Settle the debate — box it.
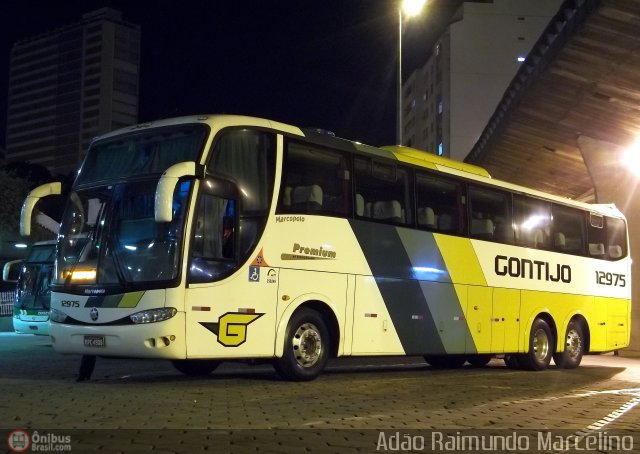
[75,124,208,186]
[16,243,56,311]
[53,179,192,291]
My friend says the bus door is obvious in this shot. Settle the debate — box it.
[184,178,278,359]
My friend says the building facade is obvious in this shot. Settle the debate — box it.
[5,8,140,176]
[402,0,561,161]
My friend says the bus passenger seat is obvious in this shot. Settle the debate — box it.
[418,207,435,228]
[554,232,566,249]
[589,243,605,257]
[533,229,545,248]
[355,194,365,217]
[471,219,494,239]
[292,185,323,211]
[609,245,622,259]
[373,200,403,223]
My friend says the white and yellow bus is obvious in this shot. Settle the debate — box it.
[20,115,630,380]
[6,241,56,335]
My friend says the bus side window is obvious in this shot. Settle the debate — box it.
[468,186,512,243]
[606,217,627,260]
[277,142,350,217]
[587,213,606,259]
[514,195,551,249]
[208,130,276,257]
[189,194,236,283]
[416,172,462,234]
[551,204,585,255]
[355,158,411,225]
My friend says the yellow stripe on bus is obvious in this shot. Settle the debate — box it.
[434,234,487,286]
[117,291,145,308]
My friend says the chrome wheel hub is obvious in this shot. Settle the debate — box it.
[532,328,550,361]
[565,329,582,358]
[292,322,322,368]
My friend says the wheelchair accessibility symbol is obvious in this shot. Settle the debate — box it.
[248,266,260,282]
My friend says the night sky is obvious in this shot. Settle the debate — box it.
[0,0,461,150]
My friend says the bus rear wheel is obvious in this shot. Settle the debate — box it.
[274,308,329,381]
[519,318,554,371]
[424,354,466,369]
[553,320,584,369]
[171,359,220,376]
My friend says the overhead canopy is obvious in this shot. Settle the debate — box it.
[466,0,640,202]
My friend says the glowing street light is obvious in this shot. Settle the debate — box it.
[621,138,640,176]
[397,0,427,145]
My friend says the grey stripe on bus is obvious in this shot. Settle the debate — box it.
[349,220,447,355]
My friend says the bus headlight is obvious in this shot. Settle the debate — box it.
[61,268,97,283]
[130,307,177,324]
[50,308,68,323]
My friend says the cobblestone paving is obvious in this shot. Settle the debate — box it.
[1,333,638,453]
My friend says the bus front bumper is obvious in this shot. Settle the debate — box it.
[49,312,186,359]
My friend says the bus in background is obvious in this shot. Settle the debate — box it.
[19,115,631,380]
[3,241,56,335]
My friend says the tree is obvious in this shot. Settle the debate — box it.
[0,169,31,236]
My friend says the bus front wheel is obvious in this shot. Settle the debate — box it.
[553,320,584,369]
[519,318,554,371]
[274,308,330,381]
[171,359,220,376]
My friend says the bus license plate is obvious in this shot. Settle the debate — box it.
[84,335,106,347]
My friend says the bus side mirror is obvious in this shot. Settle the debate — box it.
[3,259,23,283]
[155,161,206,223]
[20,182,62,236]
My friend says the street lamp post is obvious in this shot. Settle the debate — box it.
[397,0,427,146]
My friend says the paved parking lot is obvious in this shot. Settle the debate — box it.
[1,332,639,453]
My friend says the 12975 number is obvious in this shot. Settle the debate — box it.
[595,271,626,287]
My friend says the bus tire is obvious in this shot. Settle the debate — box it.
[274,308,329,381]
[171,359,220,376]
[467,354,492,367]
[553,320,584,369]
[519,318,554,371]
[424,354,466,369]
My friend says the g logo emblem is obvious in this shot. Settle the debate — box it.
[90,307,99,321]
[200,312,264,347]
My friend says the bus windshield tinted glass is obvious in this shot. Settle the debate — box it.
[54,179,192,289]
[76,125,208,186]
[17,264,53,310]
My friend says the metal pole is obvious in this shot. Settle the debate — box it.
[397,8,403,146]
